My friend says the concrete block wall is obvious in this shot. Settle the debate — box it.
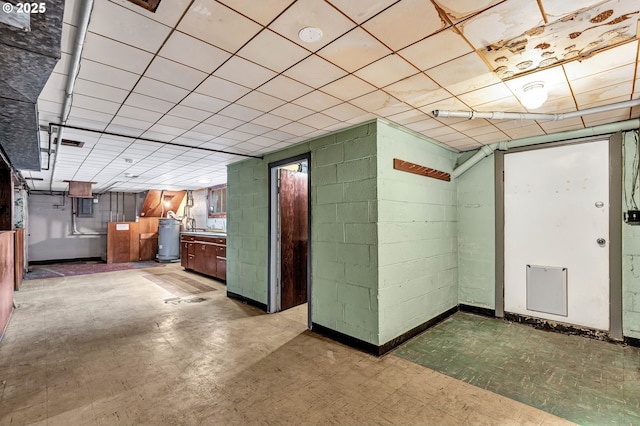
[623,131,640,338]
[311,123,379,344]
[457,155,495,309]
[226,122,380,344]
[376,121,458,345]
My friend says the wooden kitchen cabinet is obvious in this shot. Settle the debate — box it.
[180,234,226,282]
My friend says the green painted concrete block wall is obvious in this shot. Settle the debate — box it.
[456,130,640,339]
[376,122,458,345]
[457,155,495,309]
[227,122,380,344]
[623,131,640,338]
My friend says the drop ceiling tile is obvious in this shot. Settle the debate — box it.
[177,131,214,142]
[432,0,502,23]
[292,90,342,111]
[125,93,176,114]
[262,129,296,140]
[191,123,229,137]
[202,138,237,149]
[169,105,213,122]
[195,76,251,102]
[144,57,208,91]
[270,0,355,51]
[238,29,310,73]
[284,53,348,88]
[214,56,278,89]
[450,119,494,134]
[583,110,632,127]
[322,102,367,121]
[159,31,231,74]
[456,83,513,108]
[223,130,255,142]
[563,42,638,80]
[257,75,313,101]
[362,0,447,51]
[386,109,431,125]
[354,55,418,88]
[320,75,376,101]
[68,106,115,123]
[177,0,262,53]
[52,52,70,76]
[399,28,473,72]
[270,103,314,121]
[298,113,340,129]
[278,121,315,136]
[576,93,630,110]
[236,91,287,112]
[141,130,176,142]
[72,94,121,115]
[350,90,399,112]
[317,27,391,73]
[219,104,264,121]
[570,65,635,95]
[73,79,129,103]
[426,53,501,96]
[494,122,543,139]
[576,91,632,109]
[217,0,294,25]
[457,0,544,49]
[156,115,200,130]
[180,93,229,113]
[77,59,140,91]
[230,141,264,153]
[88,0,171,53]
[437,131,469,143]
[245,135,279,148]
[105,122,147,136]
[205,114,245,129]
[109,0,192,27]
[82,32,153,74]
[383,73,441,105]
[235,122,272,135]
[133,77,190,103]
[541,0,609,21]
[146,124,186,138]
[328,0,397,24]
[251,113,292,128]
[117,105,164,122]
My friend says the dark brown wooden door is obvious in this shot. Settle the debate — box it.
[279,169,308,310]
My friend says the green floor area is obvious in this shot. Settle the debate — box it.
[393,312,640,425]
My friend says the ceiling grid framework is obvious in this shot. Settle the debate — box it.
[26,0,640,192]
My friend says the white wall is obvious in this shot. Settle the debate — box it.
[28,192,138,262]
[189,188,227,231]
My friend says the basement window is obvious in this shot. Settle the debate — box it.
[76,198,94,217]
[126,0,161,12]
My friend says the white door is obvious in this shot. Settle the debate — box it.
[504,140,609,330]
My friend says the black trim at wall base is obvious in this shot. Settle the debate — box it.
[624,336,640,348]
[226,291,267,312]
[504,312,614,342]
[312,306,458,357]
[459,304,495,317]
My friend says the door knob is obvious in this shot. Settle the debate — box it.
[596,238,606,247]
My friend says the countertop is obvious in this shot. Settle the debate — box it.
[181,231,227,237]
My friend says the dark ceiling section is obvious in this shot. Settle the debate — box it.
[0,0,64,171]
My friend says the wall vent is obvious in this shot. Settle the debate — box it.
[127,0,161,12]
[54,138,85,148]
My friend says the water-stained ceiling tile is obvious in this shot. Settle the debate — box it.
[432,0,503,24]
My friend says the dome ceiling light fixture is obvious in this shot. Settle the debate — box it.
[520,81,548,109]
[298,26,323,43]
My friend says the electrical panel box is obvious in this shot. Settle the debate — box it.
[625,210,640,225]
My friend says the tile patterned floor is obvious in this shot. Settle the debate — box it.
[0,264,572,425]
[394,312,640,426]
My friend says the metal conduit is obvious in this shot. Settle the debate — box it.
[49,0,94,191]
[453,118,640,178]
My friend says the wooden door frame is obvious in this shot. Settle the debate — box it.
[495,134,623,338]
[267,153,312,327]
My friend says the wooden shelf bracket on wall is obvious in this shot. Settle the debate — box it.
[393,158,451,182]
